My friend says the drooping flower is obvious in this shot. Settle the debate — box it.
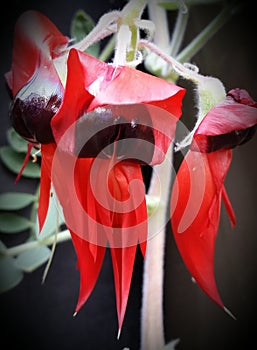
[171,88,257,314]
[6,10,186,333]
[50,48,185,332]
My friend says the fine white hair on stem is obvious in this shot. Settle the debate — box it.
[68,11,120,52]
[139,39,200,80]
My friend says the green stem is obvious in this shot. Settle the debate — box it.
[176,2,243,63]
[98,35,116,62]
[113,0,147,65]
[169,7,189,57]
[126,24,138,62]
[1,230,71,257]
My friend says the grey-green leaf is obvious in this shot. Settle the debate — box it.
[70,9,100,57]
[15,246,51,272]
[0,192,36,210]
[6,127,29,153]
[0,213,34,234]
[35,193,65,240]
[0,252,23,293]
[0,146,40,178]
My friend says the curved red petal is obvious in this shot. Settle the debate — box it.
[75,50,185,114]
[106,161,147,331]
[15,143,34,183]
[51,49,94,145]
[170,149,233,308]
[86,60,185,115]
[49,150,107,312]
[38,143,56,231]
[222,186,236,227]
[110,245,137,334]
[70,230,106,314]
[6,10,68,96]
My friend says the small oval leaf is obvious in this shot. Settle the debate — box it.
[35,192,65,240]
[0,213,33,234]
[15,246,51,272]
[0,255,24,293]
[0,192,36,210]
[7,127,29,153]
[70,9,100,57]
[0,146,40,178]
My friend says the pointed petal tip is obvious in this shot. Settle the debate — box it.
[224,306,237,320]
[73,311,78,317]
[117,328,121,340]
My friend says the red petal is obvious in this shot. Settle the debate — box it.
[6,10,68,96]
[170,149,233,308]
[110,245,137,334]
[50,150,107,312]
[75,50,185,115]
[222,186,236,227]
[85,62,185,114]
[194,97,257,138]
[50,148,146,321]
[15,142,33,183]
[38,143,56,231]
[51,49,94,145]
[106,161,147,331]
[228,88,257,107]
[70,230,106,314]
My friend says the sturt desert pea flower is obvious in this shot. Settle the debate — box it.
[171,88,257,315]
[6,10,186,333]
[50,48,185,333]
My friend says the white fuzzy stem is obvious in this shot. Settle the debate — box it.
[147,0,170,50]
[141,144,174,350]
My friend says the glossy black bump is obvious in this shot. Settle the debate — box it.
[10,91,62,144]
[75,107,155,164]
[193,125,257,153]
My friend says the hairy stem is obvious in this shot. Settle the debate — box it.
[141,144,174,350]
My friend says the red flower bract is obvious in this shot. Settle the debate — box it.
[171,88,257,313]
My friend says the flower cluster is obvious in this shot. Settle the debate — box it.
[5,3,257,341]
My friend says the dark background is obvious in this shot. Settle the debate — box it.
[0,1,256,349]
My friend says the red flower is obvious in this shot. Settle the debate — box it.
[171,88,257,313]
[50,48,185,332]
[6,11,186,333]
